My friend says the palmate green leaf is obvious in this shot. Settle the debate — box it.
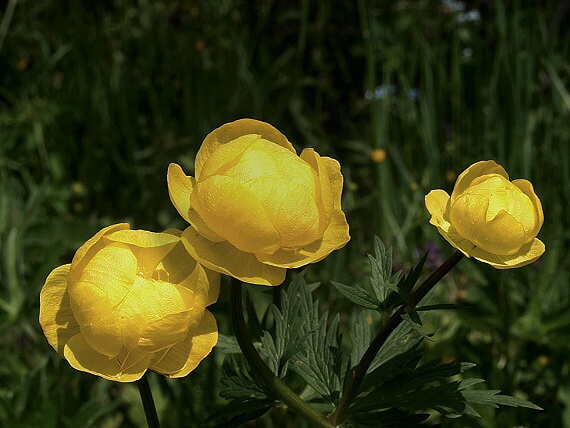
[368,237,398,301]
[268,274,318,377]
[291,310,343,403]
[350,355,542,425]
[333,238,430,314]
[285,276,343,403]
[219,354,269,400]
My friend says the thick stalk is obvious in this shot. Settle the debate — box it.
[330,250,464,425]
[137,373,160,428]
[230,278,334,428]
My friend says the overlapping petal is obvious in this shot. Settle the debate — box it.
[167,163,225,242]
[195,118,296,179]
[181,226,286,286]
[150,310,218,378]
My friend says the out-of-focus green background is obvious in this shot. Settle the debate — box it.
[1,1,568,426]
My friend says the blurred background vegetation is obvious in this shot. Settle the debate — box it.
[1,0,568,426]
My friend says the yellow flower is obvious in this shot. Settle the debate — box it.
[168,119,350,286]
[39,223,220,382]
[425,160,545,268]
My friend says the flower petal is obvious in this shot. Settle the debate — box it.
[192,175,281,254]
[513,179,544,232]
[64,334,152,382]
[39,264,80,356]
[300,149,334,235]
[106,229,179,271]
[69,244,137,357]
[256,209,350,268]
[470,238,545,269]
[150,310,218,378]
[167,163,225,242]
[117,275,196,351]
[181,227,286,286]
[198,133,261,180]
[425,189,453,230]
[167,162,194,224]
[425,190,478,256]
[69,223,130,282]
[195,119,296,180]
[452,160,508,201]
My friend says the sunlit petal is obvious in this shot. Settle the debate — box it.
[195,118,296,179]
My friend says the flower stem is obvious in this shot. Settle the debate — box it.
[330,250,464,425]
[229,278,334,428]
[137,373,160,428]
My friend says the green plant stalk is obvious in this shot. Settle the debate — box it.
[137,373,160,428]
[230,278,334,428]
[330,250,465,425]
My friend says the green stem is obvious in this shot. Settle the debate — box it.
[330,250,464,425]
[229,278,334,428]
[137,373,160,428]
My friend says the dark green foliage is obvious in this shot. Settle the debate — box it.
[218,250,540,426]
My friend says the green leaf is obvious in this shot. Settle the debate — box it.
[269,274,318,377]
[369,323,423,373]
[383,252,428,309]
[220,354,269,401]
[461,389,543,410]
[286,276,343,404]
[215,334,241,354]
[416,303,462,312]
[331,281,381,310]
[350,311,372,369]
[368,237,403,304]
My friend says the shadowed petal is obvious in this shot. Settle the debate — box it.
[64,335,152,382]
[39,264,80,356]
[181,227,286,286]
[470,238,545,269]
[167,163,225,242]
[150,310,218,378]
[256,209,350,268]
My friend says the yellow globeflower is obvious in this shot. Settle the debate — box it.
[39,223,220,382]
[425,160,545,268]
[168,119,350,286]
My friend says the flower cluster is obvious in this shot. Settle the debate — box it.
[39,119,351,381]
[40,120,545,384]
